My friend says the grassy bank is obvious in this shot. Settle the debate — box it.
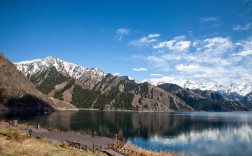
[0,121,181,156]
[123,144,181,156]
[0,122,105,156]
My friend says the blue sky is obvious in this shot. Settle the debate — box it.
[1,0,252,84]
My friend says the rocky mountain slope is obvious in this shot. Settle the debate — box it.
[15,57,193,111]
[15,56,249,111]
[16,56,106,84]
[158,83,247,111]
[145,77,252,96]
[240,92,252,109]
[0,54,76,111]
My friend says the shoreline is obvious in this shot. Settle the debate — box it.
[55,108,251,113]
[1,107,250,113]
[0,120,178,156]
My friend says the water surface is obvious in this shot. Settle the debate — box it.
[1,111,252,156]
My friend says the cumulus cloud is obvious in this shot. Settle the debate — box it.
[115,27,131,40]
[135,35,252,83]
[233,37,252,56]
[153,35,191,51]
[132,67,148,71]
[176,64,199,71]
[201,37,233,56]
[233,23,252,31]
[129,33,160,46]
[150,73,163,77]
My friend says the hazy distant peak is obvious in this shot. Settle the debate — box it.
[144,76,252,96]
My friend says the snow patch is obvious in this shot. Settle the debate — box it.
[15,56,106,82]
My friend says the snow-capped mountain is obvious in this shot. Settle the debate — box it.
[144,76,252,96]
[14,56,194,112]
[12,56,250,111]
[15,57,252,97]
[16,56,106,82]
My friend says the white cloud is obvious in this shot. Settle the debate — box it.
[147,34,160,38]
[233,37,252,56]
[176,64,199,71]
[200,17,218,23]
[150,73,163,77]
[129,33,160,46]
[132,67,148,71]
[203,37,232,49]
[200,17,221,28]
[135,35,252,83]
[201,37,233,56]
[153,35,191,51]
[115,27,131,40]
[233,23,252,31]
[233,50,252,56]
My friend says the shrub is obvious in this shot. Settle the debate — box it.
[60,141,69,148]
[6,129,27,141]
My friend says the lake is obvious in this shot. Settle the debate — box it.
[1,110,252,156]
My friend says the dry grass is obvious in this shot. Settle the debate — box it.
[123,143,184,156]
[0,121,184,156]
[0,136,107,156]
[0,122,106,156]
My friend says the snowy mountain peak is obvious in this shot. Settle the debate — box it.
[144,76,252,96]
[15,56,106,82]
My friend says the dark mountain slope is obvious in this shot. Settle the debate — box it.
[21,66,193,111]
[0,54,75,110]
[158,83,247,111]
[240,92,252,110]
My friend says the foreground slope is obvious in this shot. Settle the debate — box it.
[0,54,75,110]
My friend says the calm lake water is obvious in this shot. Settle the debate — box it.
[1,110,252,156]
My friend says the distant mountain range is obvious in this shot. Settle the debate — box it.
[144,77,252,96]
[158,83,247,111]
[13,56,252,111]
[16,56,193,111]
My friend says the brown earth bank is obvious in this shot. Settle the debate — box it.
[0,120,180,156]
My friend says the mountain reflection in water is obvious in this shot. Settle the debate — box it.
[1,111,252,155]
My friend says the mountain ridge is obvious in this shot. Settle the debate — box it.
[144,77,252,96]
[16,57,252,97]
[16,56,194,111]
[16,56,106,83]
[14,56,251,111]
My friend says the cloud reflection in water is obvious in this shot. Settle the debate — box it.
[129,125,252,155]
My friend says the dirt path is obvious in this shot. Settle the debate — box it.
[4,121,124,156]
[29,127,121,150]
